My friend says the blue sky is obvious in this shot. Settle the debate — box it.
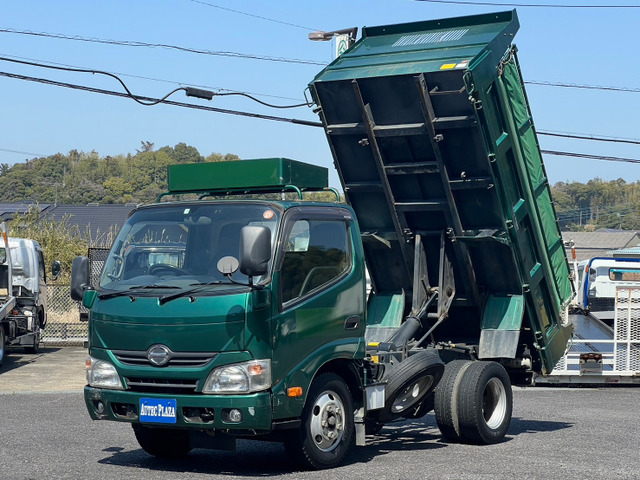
[1,0,639,189]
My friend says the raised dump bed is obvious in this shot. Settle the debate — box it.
[310,10,573,373]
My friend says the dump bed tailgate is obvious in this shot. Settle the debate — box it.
[309,10,572,373]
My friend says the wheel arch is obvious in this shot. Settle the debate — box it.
[314,358,363,408]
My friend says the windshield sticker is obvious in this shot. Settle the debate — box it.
[263,210,275,220]
[183,208,191,214]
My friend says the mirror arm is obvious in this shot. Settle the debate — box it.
[223,273,264,290]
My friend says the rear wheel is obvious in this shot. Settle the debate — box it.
[285,373,354,470]
[434,359,472,442]
[24,336,39,354]
[132,424,191,458]
[374,348,444,423]
[457,361,512,444]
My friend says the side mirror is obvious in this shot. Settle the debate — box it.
[70,256,90,301]
[51,260,62,281]
[239,226,271,277]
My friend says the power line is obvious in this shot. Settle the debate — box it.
[538,131,640,146]
[416,0,640,7]
[526,80,640,93]
[0,56,311,108]
[0,52,305,102]
[0,147,46,157]
[0,28,326,66]
[3,70,640,159]
[541,150,640,165]
[0,56,189,106]
[0,70,323,127]
[188,0,316,31]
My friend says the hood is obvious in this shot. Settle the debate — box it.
[90,290,248,352]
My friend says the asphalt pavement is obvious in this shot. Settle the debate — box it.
[0,346,86,393]
[1,348,639,480]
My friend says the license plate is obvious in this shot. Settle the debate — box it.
[139,398,177,424]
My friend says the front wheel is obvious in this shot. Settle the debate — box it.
[132,424,191,458]
[285,373,354,470]
[457,361,512,444]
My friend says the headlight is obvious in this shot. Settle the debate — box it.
[202,359,271,394]
[85,356,123,390]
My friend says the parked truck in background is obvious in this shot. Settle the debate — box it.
[71,10,573,469]
[0,231,60,365]
[536,255,640,384]
[574,257,640,324]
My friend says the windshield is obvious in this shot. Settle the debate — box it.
[99,203,280,291]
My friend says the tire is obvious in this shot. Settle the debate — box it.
[434,359,473,442]
[24,345,39,354]
[132,424,192,458]
[285,373,354,470]
[0,329,5,367]
[365,418,384,435]
[457,361,512,445]
[24,337,39,354]
[374,348,444,423]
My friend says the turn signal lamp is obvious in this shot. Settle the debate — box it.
[287,387,303,397]
[248,363,264,376]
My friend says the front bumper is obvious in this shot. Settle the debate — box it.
[84,386,273,431]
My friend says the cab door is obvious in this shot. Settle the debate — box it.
[270,207,365,415]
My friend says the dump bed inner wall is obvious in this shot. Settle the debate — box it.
[310,10,573,371]
[314,69,520,300]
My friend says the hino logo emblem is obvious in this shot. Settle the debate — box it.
[147,344,172,367]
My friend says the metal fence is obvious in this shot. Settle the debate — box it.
[43,284,86,346]
[42,248,110,346]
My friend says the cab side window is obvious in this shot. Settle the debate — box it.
[281,219,350,304]
[38,251,46,282]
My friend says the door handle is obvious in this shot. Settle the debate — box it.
[344,315,360,330]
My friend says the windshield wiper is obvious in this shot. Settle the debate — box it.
[158,281,232,305]
[98,284,180,300]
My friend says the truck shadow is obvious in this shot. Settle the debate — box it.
[0,347,61,374]
[96,415,569,475]
[509,416,574,435]
[97,421,446,475]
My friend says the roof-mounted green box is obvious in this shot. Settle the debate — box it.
[167,158,329,194]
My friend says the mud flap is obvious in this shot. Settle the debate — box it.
[479,295,524,359]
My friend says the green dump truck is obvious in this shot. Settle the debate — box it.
[71,10,573,469]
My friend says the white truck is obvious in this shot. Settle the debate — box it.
[537,256,640,384]
[0,229,60,365]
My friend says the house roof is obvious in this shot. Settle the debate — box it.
[562,231,640,249]
[0,202,134,245]
[562,231,640,262]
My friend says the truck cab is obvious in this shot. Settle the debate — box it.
[9,238,49,334]
[73,159,368,467]
[575,257,640,323]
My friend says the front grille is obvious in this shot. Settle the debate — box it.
[112,349,217,368]
[125,377,199,394]
[588,297,615,312]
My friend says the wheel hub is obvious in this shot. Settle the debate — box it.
[391,375,435,413]
[310,391,345,452]
[483,377,507,429]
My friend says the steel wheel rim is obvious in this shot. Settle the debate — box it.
[483,377,507,429]
[309,390,345,452]
[391,375,435,413]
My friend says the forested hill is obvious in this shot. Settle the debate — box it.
[552,179,640,231]
[0,142,240,205]
[1,143,638,231]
